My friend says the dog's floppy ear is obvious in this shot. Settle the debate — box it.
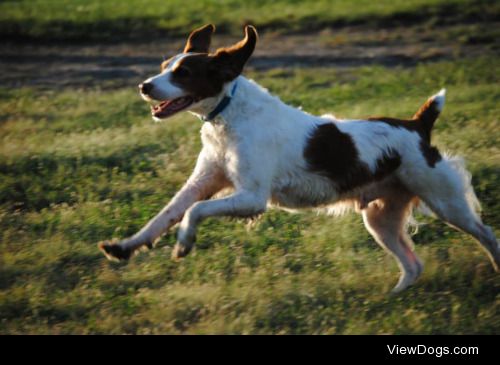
[184,24,215,53]
[211,25,258,81]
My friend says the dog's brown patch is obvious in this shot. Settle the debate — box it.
[98,241,132,262]
[170,54,226,99]
[161,25,258,102]
[184,24,215,53]
[366,93,443,168]
[420,140,442,167]
[366,116,442,168]
[304,123,401,193]
[210,25,258,82]
[413,96,442,139]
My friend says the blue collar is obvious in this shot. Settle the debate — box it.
[201,81,238,122]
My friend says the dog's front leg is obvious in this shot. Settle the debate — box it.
[172,190,268,259]
[99,153,227,261]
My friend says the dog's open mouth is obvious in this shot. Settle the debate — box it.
[151,96,194,119]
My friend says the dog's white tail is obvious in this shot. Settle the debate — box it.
[412,89,445,140]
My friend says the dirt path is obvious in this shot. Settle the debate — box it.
[1,24,497,90]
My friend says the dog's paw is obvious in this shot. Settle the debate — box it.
[171,242,193,261]
[177,223,197,244]
[98,240,133,262]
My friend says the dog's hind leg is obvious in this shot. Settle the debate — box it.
[362,189,423,293]
[423,196,499,272]
[400,157,500,272]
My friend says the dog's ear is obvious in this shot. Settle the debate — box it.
[211,25,258,81]
[184,24,215,53]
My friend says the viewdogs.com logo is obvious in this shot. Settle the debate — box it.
[387,344,479,358]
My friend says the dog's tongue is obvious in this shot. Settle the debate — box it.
[152,96,194,118]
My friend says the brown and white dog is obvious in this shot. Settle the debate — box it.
[99,24,499,292]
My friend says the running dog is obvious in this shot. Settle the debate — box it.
[99,24,499,292]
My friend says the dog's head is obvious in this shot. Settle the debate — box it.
[140,24,258,120]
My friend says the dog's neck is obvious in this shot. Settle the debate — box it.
[189,76,296,125]
[188,78,239,122]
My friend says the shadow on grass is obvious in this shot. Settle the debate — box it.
[0,144,165,211]
[253,270,499,334]
[1,0,496,43]
[0,251,103,291]
[0,296,90,326]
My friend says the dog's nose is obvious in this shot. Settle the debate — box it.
[139,82,153,95]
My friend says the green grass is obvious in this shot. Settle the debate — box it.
[0,56,499,334]
[1,0,498,41]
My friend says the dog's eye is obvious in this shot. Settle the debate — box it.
[174,66,191,78]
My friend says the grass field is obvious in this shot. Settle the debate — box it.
[0,0,498,41]
[1,57,499,334]
[0,0,499,334]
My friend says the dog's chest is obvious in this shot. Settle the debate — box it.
[201,122,229,152]
[200,122,242,173]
